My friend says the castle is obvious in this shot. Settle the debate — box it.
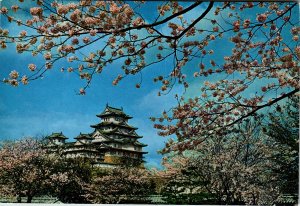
[46,105,147,167]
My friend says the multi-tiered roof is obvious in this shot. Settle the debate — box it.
[46,104,147,167]
[48,132,68,140]
[47,132,67,145]
[96,105,133,119]
[91,105,147,153]
[91,105,147,147]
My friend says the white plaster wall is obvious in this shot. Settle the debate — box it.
[122,144,135,151]
[52,139,64,145]
[106,117,124,123]
[92,132,106,142]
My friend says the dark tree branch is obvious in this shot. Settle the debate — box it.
[226,88,300,127]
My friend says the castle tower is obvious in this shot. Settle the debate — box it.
[90,104,147,167]
[47,132,68,145]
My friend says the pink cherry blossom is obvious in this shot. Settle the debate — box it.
[44,52,52,60]
[0,7,8,14]
[30,7,43,16]
[256,13,267,22]
[28,63,36,71]
[9,70,19,79]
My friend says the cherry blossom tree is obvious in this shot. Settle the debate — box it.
[0,137,52,203]
[0,1,298,144]
[48,157,93,203]
[85,167,156,204]
[159,120,281,205]
[0,137,93,203]
[157,156,216,204]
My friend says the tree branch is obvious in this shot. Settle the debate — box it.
[226,88,300,127]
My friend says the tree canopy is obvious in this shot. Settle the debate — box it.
[0,137,93,203]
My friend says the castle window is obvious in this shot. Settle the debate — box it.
[115,117,123,122]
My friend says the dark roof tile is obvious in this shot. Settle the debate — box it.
[96,104,132,119]
[74,133,93,139]
[48,132,68,139]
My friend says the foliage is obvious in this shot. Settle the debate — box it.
[85,167,156,204]
[264,96,299,196]
[0,138,152,204]
[119,156,145,168]
[0,137,93,203]
[0,138,52,203]
[158,101,300,205]
[159,120,281,205]
[47,157,93,203]
[158,156,216,204]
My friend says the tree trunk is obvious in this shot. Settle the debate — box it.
[17,195,21,203]
[27,195,33,203]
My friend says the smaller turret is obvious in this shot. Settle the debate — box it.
[47,132,67,145]
[74,133,93,145]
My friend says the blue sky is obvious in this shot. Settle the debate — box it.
[0,2,298,168]
[0,1,191,169]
